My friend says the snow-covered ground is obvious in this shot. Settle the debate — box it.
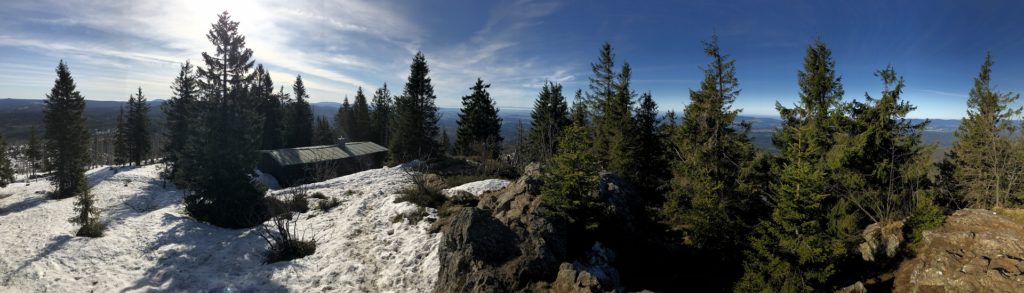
[0,163,456,292]
[442,179,510,198]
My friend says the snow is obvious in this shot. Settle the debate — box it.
[442,179,510,197]
[0,163,440,292]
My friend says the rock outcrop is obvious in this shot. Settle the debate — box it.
[894,209,1024,292]
[435,163,569,292]
[549,242,622,293]
[858,220,905,262]
[435,164,638,292]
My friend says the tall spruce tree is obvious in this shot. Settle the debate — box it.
[252,64,286,150]
[587,43,637,177]
[288,75,314,147]
[163,61,200,182]
[0,133,14,188]
[843,65,943,243]
[570,89,588,126]
[941,53,1024,208]
[43,61,90,199]
[26,127,41,176]
[335,97,355,139]
[313,116,334,145]
[526,81,570,162]
[188,12,266,228]
[113,107,128,165]
[390,51,441,162]
[370,83,392,146]
[127,87,151,166]
[352,87,372,141]
[455,78,503,159]
[632,91,668,194]
[667,36,757,257]
[737,40,855,292]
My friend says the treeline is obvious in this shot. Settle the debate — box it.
[9,11,1024,291]
[529,37,1024,291]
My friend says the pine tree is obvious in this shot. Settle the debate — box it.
[632,91,669,196]
[737,40,854,292]
[352,87,372,141]
[667,36,757,256]
[942,53,1024,208]
[163,61,200,182]
[335,97,355,139]
[370,83,392,146]
[587,43,636,177]
[844,65,943,242]
[313,116,334,145]
[127,87,151,166]
[43,60,91,199]
[455,78,503,159]
[440,129,451,155]
[0,133,14,188]
[541,124,602,226]
[188,12,266,228]
[526,81,570,162]
[113,107,128,166]
[570,89,588,126]
[252,64,286,150]
[390,51,441,162]
[288,75,314,147]
[26,127,41,176]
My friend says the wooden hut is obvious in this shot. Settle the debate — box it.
[257,138,388,187]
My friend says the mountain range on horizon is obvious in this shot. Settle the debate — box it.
[0,98,961,153]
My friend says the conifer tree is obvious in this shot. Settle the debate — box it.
[570,89,588,126]
[941,53,1024,208]
[541,124,601,226]
[352,87,372,141]
[632,91,669,195]
[0,133,14,188]
[113,107,128,165]
[370,83,392,146]
[127,87,151,166]
[43,61,90,199]
[844,65,943,242]
[667,36,757,256]
[440,129,451,155]
[390,51,441,162]
[288,75,314,147]
[313,116,334,145]
[188,12,266,228]
[26,127,41,176]
[587,43,637,177]
[737,40,854,292]
[335,97,355,139]
[526,81,570,162]
[163,61,200,182]
[455,78,503,159]
[69,177,101,237]
[252,64,286,150]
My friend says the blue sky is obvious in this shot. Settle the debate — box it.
[2,0,1024,119]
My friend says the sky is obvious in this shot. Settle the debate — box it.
[2,0,1024,119]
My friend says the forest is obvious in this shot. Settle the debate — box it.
[3,10,1024,292]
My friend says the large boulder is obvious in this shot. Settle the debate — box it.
[894,209,1024,292]
[549,242,622,293]
[435,163,569,292]
[858,220,905,262]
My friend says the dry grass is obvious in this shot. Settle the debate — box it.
[993,207,1024,226]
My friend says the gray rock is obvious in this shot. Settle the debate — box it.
[895,209,1024,292]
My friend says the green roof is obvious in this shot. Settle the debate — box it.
[260,142,388,167]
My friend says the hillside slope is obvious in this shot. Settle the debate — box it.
[0,164,443,292]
